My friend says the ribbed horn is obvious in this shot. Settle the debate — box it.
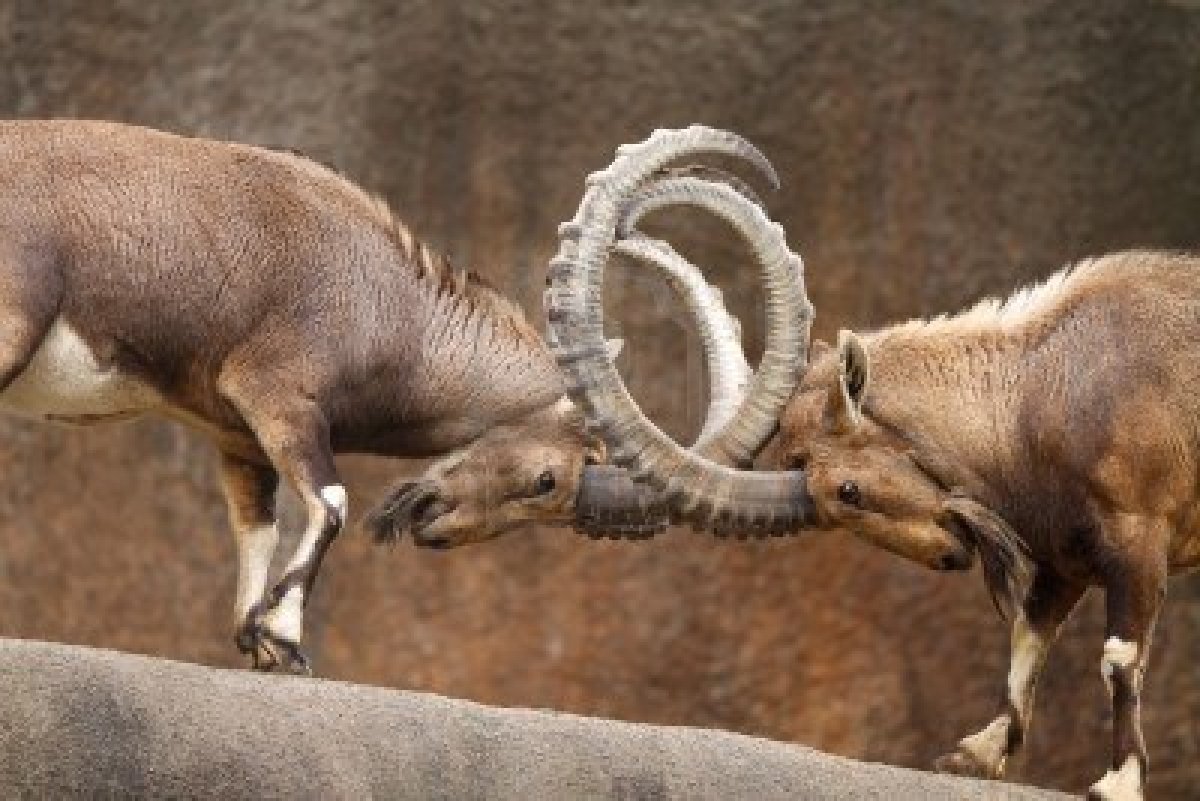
[616,175,810,463]
[612,234,751,451]
[575,465,671,540]
[546,126,816,534]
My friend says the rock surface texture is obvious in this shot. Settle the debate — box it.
[0,639,1071,800]
[0,1,1199,797]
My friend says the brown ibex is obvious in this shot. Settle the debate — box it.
[0,121,808,674]
[549,130,1195,799]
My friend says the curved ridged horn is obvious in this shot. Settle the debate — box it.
[575,465,671,540]
[616,174,809,462]
[644,164,767,212]
[612,234,751,451]
[555,223,750,538]
[547,126,816,534]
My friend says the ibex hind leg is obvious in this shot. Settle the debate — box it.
[218,363,345,675]
[217,452,283,671]
[1088,516,1168,801]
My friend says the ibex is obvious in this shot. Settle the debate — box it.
[548,130,1196,800]
[0,121,807,674]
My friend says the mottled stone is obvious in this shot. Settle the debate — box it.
[0,639,1073,800]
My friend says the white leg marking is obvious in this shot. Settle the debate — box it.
[233,523,279,622]
[263,585,305,644]
[320,484,348,520]
[264,485,347,644]
[1101,636,1140,697]
[1089,754,1143,801]
[278,485,347,572]
[1008,614,1048,716]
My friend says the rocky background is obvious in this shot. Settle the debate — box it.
[1,1,1199,796]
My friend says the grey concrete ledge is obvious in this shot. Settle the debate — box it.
[0,638,1069,800]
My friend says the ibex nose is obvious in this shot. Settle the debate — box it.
[408,491,455,549]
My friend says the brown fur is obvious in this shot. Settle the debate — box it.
[765,251,1200,796]
[0,120,594,671]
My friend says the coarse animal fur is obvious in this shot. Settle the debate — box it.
[760,251,1200,799]
[0,119,603,673]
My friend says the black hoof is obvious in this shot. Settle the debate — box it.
[235,619,311,676]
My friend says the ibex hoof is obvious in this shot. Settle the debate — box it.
[235,620,312,676]
[933,749,1001,780]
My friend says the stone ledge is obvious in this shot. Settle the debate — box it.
[0,638,1069,799]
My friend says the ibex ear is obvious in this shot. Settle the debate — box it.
[605,338,624,361]
[833,329,870,431]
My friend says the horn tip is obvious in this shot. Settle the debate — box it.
[585,169,612,186]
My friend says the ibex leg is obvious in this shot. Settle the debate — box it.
[218,452,281,669]
[936,567,1084,779]
[1088,515,1167,801]
[219,371,344,675]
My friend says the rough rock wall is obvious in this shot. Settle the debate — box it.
[0,1,1199,797]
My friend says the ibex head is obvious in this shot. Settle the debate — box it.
[760,330,1031,617]
[543,125,1029,616]
[759,331,977,572]
[366,398,627,548]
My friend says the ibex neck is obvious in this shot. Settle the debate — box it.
[327,206,566,456]
[861,326,1029,503]
[422,283,564,427]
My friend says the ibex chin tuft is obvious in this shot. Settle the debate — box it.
[550,129,1198,799]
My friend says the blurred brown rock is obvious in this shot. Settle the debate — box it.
[0,1,1198,796]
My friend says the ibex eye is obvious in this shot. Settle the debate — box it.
[837,480,862,508]
[534,470,556,495]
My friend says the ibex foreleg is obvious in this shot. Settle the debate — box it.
[936,568,1084,779]
[220,370,345,675]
